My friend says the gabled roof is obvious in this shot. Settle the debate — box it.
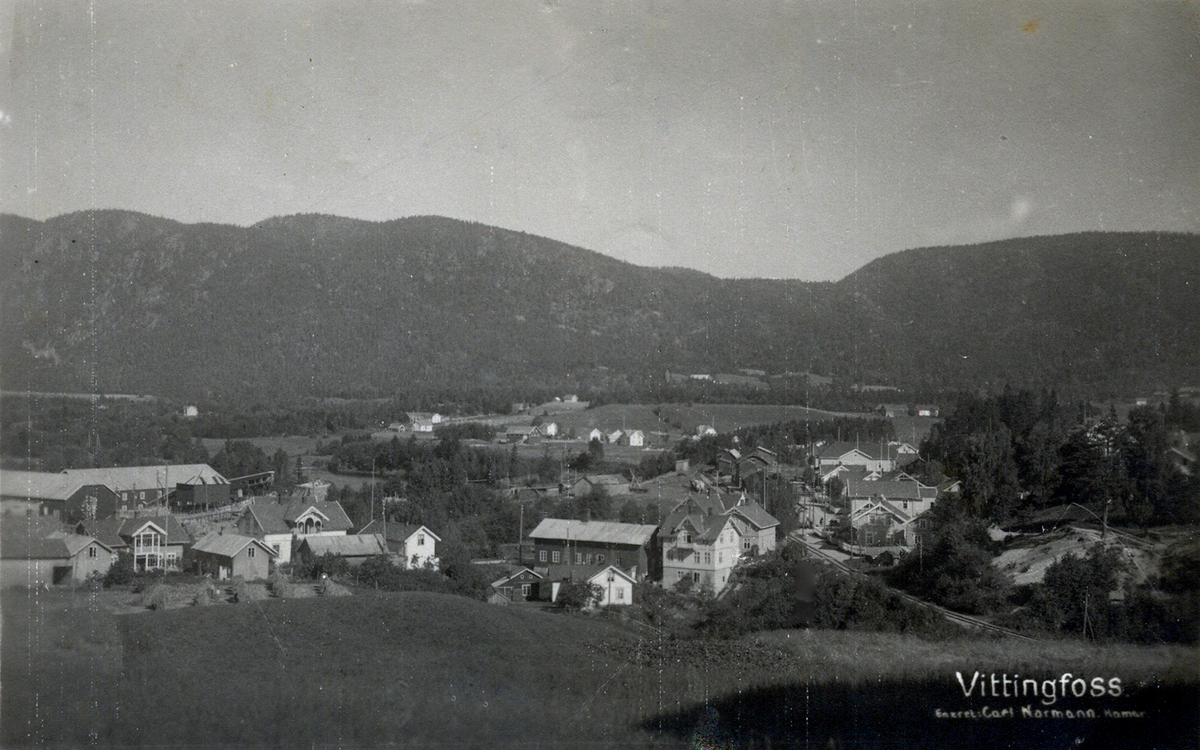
[2,518,109,559]
[244,498,353,535]
[576,474,628,488]
[299,533,388,558]
[528,518,657,547]
[0,470,92,501]
[192,531,276,558]
[729,502,779,530]
[357,521,441,544]
[491,567,543,588]
[844,479,935,502]
[61,464,227,491]
[816,442,915,462]
[82,515,191,547]
[661,497,742,543]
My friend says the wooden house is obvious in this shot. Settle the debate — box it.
[190,532,275,580]
[0,517,114,587]
[527,518,657,579]
[358,521,441,570]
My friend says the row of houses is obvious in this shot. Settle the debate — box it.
[1,472,442,586]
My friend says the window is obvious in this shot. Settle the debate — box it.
[585,554,592,564]
[704,552,712,565]
[417,534,425,546]
[273,544,281,556]
[88,546,97,558]
[539,550,547,563]
[552,551,560,563]
[718,552,723,564]
[616,588,625,601]
[521,584,530,597]
[682,533,690,544]
[743,540,751,550]
[597,554,605,564]
[248,546,255,558]
[575,553,583,565]
[692,572,700,583]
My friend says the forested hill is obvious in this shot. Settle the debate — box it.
[1,210,1195,401]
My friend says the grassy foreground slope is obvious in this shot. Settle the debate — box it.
[3,588,1197,748]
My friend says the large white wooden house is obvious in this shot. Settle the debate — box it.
[237,498,354,565]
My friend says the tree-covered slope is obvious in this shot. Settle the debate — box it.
[1,210,1194,400]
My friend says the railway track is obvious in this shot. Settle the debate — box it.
[789,531,1042,642]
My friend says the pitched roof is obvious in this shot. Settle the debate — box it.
[244,498,354,534]
[576,474,628,488]
[192,531,275,558]
[844,479,935,501]
[1,519,109,559]
[528,518,657,547]
[61,464,228,491]
[491,567,543,588]
[816,442,915,462]
[83,515,192,547]
[0,470,90,501]
[661,497,742,543]
[729,501,779,530]
[357,521,441,544]
[299,534,388,558]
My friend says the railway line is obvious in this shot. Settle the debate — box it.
[788,531,1042,642]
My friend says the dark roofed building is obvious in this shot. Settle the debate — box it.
[526,518,657,579]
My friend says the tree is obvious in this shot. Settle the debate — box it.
[558,581,602,610]
[1032,545,1126,638]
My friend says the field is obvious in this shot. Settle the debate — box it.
[3,587,1196,749]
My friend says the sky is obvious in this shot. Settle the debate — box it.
[2,0,1197,280]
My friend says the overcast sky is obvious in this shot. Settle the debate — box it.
[3,0,1197,279]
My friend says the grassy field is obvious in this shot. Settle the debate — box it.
[3,587,1196,749]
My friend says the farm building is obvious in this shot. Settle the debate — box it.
[190,532,275,580]
[61,464,228,514]
[0,470,120,522]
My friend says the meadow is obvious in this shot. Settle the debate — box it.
[2,587,1195,749]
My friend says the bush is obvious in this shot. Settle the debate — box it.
[104,551,135,588]
[141,584,171,611]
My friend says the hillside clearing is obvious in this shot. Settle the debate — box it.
[3,588,1195,749]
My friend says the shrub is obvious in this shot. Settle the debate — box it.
[104,552,135,587]
[141,584,171,611]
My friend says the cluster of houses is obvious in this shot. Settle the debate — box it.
[489,469,781,605]
[806,441,959,553]
[0,464,440,587]
[1,428,959,605]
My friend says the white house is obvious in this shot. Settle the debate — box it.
[358,521,441,570]
[622,430,645,447]
[237,498,354,565]
[588,565,636,607]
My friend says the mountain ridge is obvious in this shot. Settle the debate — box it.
[1,210,1195,401]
